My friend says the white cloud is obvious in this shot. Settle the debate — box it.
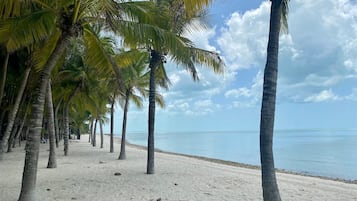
[225,88,251,98]
[218,0,357,104]
[304,89,339,102]
[217,2,270,71]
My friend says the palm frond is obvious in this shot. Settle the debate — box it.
[0,0,32,19]
[130,93,144,109]
[155,93,165,108]
[82,26,113,75]
[0,10,56,52]
[280,0,290,34]
[32,29,61,71]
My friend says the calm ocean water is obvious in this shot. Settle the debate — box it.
[123,129,357,180]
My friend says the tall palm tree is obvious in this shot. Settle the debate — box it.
[259,0,289,200]
[141,0,224,174]
[118,52,166,160]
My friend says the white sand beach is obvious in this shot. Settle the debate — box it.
[1,135,357,201]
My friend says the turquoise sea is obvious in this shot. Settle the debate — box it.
[123,129,357,181]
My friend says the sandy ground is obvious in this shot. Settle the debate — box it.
[1,135,357,201]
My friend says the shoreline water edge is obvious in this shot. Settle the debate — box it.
[121,137,357,185]
[115,130,357,183]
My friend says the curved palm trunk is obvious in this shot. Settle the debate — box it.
[46,81,57,168]
[0,52,9,108]
[12,105,29,149]
[0,66,31,158]
[147,50,160,174]
[100,120,104,148]
[92,119,97,147]
[110,97,115,152]
[119,89,130,160]
[259,1,282,201]
[7,121,20,152]
[18,34,71,201]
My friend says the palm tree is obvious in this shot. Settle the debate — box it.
[142,0,224,174]
[259,0,289,200]
[118,52,166,160]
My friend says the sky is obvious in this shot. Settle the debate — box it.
[104,0,357,133]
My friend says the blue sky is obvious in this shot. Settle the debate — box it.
[105,0,357,133]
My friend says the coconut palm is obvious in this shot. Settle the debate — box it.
[135,0,224,174]
[259,0,289,200]
[118,51,166,160]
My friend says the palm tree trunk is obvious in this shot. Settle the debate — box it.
[46,81,57,168]
[259,1,282,201]
[18,34,71,201]
[0,52,9,108]
[54,99,62,148]
[119,89,130,160]
[0,66,31,158]
[63,83,80,156]
[100,120,104,148]
[110,96,115,153]
[89,120,93,143]
[63,106,70,156]
[147,50,160,174]
[92,119,97,147]
[12,106,28,149]
[8,119,20,152]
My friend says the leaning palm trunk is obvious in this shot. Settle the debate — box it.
[46,81,57,168]
[18,34,71,201]
[259,0,283,200]
[119,89,130,160]
[0,66,31,159]
[92,119,97,147]
[147,50,161,174]
[0,52,9,108]
[7,120,20,152]
[12,105,29,149]
[54,100,62,148]
[110,97,115,153]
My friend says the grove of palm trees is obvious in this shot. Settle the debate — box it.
[1,0,357,201]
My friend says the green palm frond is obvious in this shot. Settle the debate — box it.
[0,10,56,52]
[189,47,224,74]
[32,29,61,71]
[281,0,290,33]
[155,93,165,108]
[182,0,212,18]
[155,62,171,89]
[82,26,113,76]
[130,93,144,109]
[0,0,32,19]
[116,20,193,52]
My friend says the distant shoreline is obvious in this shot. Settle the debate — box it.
[105,133,357,185]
